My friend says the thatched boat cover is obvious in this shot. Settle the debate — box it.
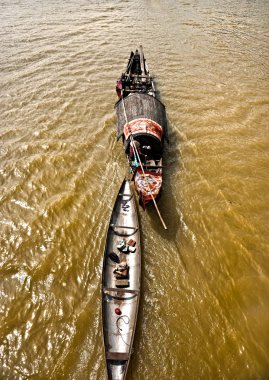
[115,93,167,140]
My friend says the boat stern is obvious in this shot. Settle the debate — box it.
[133,168,162,207]
[106,357,129,380]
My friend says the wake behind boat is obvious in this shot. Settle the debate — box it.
[115,46,168,209]
[102,180,141,380]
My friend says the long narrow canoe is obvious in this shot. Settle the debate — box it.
[102,180,141,380]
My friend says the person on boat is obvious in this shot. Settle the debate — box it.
[142,144,152,158]
[116,79,122,98]
[129,140,146,164]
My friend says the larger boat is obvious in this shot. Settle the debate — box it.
[115,46,168,209]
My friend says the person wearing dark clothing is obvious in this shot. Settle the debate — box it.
[129,140,142,160]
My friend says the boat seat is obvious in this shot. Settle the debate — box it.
[106,352,129,361]
[115,279,129,288]
[118,193,133,201]
[104,287,139,295]
[110,224,139,237]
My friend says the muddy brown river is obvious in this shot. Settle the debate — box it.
[1,0,269,379]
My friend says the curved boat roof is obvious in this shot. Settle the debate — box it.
[115,93,167,140]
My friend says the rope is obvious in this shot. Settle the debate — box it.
[116,315,130,346]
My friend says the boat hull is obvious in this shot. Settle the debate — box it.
[115,48,168,208]
[102,180,141,380]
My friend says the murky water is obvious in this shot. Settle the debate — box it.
[1,0,269,379]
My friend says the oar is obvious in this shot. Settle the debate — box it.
[121,92,167,230]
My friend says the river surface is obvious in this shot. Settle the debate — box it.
[1,0,269,379]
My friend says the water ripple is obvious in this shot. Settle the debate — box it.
[1,0,269,379]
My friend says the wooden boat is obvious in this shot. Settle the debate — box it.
[115,46,168,208]
[102,180,141,380]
